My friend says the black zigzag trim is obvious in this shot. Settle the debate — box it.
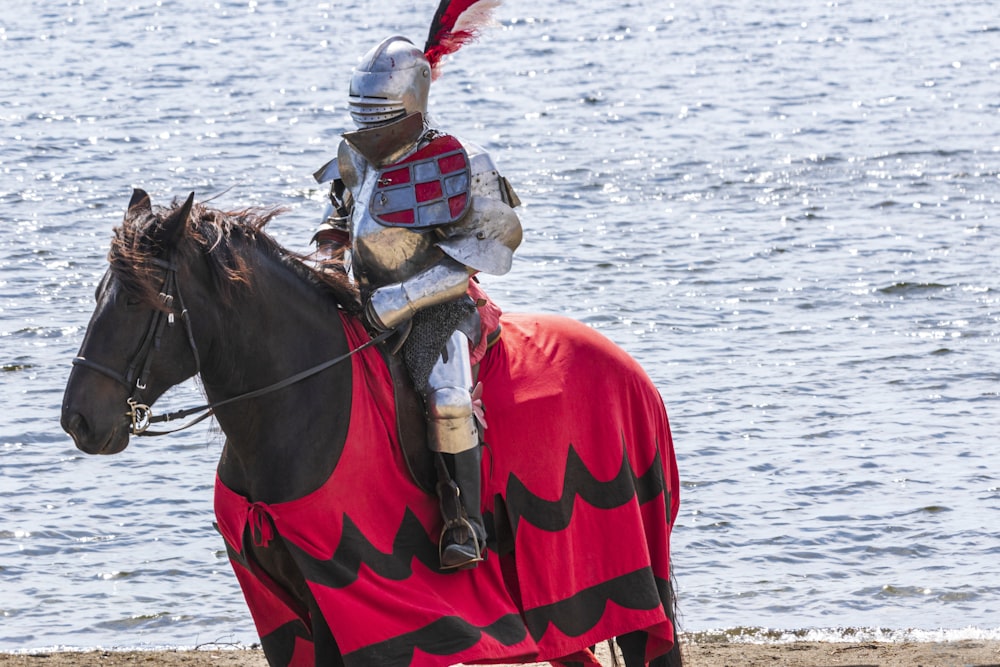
[506,440,668,534]
[285,507,440,589]
[635,445,674,528]
[343,613,527,666]
[635,446,666,506]
[259,618,312,667]
[655,574,679,626]
[523,566,663,642]
[279,439,668,591]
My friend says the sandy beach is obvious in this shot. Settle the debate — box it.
[2,639,999,667]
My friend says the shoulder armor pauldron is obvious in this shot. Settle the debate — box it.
[313,157,340,184]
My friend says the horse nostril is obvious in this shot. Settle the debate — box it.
[62,411,87,440]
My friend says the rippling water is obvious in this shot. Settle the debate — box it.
[1,0,998,650]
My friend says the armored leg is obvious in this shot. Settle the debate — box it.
[438,447,485,570]
[425,330,486,570]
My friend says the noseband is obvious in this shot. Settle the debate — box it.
[72,257,201,434]
[72,255,393,436]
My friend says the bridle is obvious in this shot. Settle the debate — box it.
[72,257,198,434]
[72,255,392,436]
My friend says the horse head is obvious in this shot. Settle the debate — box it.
[62,189,201,454]
[62,188,359,458]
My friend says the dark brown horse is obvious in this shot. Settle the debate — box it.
[61,191,682,667]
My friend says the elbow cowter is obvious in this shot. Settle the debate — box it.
[365,260,472,331]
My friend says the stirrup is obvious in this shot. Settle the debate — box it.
[439,517,484,570]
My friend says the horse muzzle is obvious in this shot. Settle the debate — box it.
[61,408,131,455]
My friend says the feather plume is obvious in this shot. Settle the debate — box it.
[424,0,502,81]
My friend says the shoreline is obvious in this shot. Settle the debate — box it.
[2,638,999,666]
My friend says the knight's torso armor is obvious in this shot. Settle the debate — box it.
[316,114,521,298]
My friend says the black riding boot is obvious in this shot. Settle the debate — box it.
[438,447,486,570]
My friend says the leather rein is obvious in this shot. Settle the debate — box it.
[72,256,392,436]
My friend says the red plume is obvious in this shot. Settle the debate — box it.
[424,0,502,81]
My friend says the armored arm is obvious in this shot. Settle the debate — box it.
[365,257,473,331]
[366,149,522,331]
[434,149,522,275]
[311,156,354,255]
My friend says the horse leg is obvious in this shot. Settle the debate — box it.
[616,631,683,667]
[248,525,346,666]
[617,577,684,667]
[615,631,646,667]
[307,594,345,667]
[550,644,599,667]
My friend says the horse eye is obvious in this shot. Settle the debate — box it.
[113,290,142,308]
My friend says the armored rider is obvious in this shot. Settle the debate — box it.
[312,20,521,570]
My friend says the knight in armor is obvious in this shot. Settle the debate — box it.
[312,2,521,570]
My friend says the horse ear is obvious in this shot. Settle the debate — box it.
[151,192,195,251]
[127,188,152,215]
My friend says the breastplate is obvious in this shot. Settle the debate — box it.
[351,163,443,292]
[349,135,471,292]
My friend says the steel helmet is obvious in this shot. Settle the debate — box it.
[348,36,431,128]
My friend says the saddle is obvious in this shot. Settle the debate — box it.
[379,346,436,493]
[376,322,500,495]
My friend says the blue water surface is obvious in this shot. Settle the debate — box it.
[1,0,998,650]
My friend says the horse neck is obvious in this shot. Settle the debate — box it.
[197,251,354,503]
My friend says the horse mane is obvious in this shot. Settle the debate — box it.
[109,198,361,315]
